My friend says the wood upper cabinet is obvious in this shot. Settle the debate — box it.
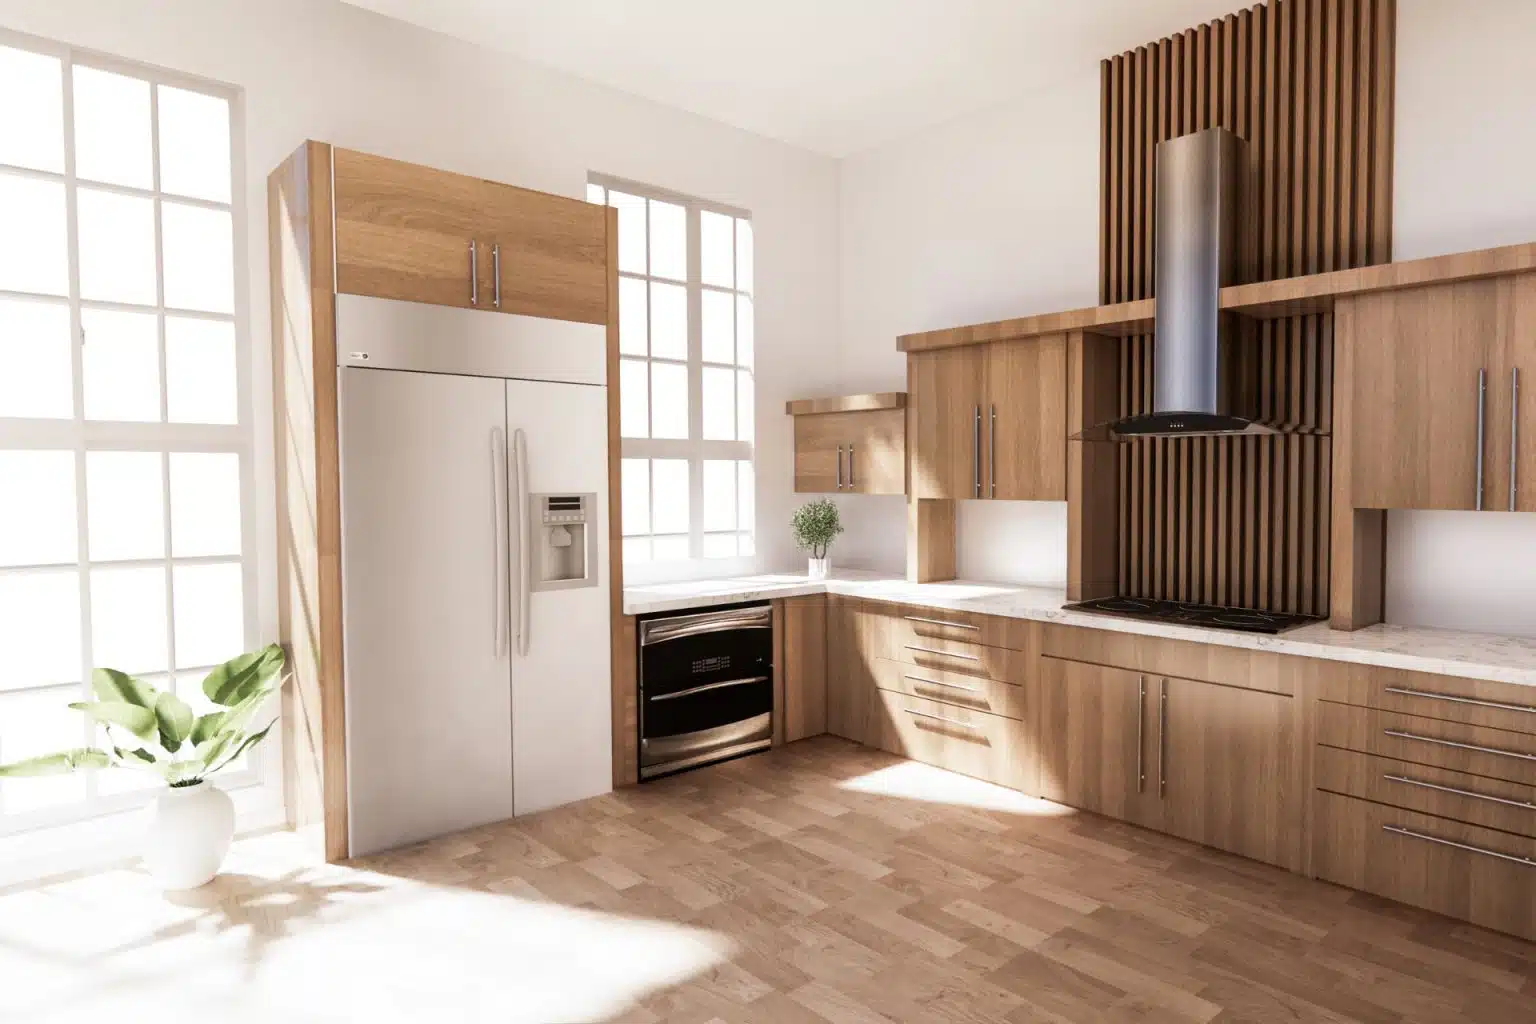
[1157,676,1299,869]
[1036,657,1160,828]
[791,406,906,495]
[908,346,987,499]
[987,334,1067,500]
[331,148,607,323]
[1340,273,1536,512]
[907,336,1067,501]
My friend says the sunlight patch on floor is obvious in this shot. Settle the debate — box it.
[837,760,1074,816]
[0,831,734,1023]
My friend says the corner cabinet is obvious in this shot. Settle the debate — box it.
[907,334,1066,501]
[787,394,907,495]
[332,148,607,323]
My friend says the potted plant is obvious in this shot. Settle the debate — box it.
[791,497,844,580]
[0,644,286,891]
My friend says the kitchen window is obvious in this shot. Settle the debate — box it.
[0,32,258,837]
[587,176,755,568]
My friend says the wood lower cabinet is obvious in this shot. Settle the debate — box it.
[780,595,826,743]
[1037,657,1160,826]
[1313,789,1536,942]
[826,596,880,746]
[332,148,606,322]
[1158,675,1300,869]
[873,690,1034,792]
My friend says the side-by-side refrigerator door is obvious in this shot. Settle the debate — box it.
[506,375,613,815]
[340,366,514,857]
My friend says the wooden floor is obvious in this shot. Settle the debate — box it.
[3,738,1534,1022]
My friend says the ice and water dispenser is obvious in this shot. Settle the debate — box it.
[530,493,599,591]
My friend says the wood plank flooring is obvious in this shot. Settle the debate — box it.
[3,737,1533,1022]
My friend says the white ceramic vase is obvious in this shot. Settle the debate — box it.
[142,781,235,890]
[808,557,831,580]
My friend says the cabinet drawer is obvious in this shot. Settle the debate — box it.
[871,657,1027,721]
[888,604,1034,652]
[1315,701,1536,786]
[897,634,1031,684]
[1308,663,1536,737]
[1312,789,1536,941]
[874,690,1032,792]
[1315,745,1536,839]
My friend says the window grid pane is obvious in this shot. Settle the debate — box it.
[594,175,755,567]
[0,38,253,833]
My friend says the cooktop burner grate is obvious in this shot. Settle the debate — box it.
[1063,597,1323,634]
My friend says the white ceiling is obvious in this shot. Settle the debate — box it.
[338,0,1249,156]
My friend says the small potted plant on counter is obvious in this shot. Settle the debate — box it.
[792,497,844,580]
[0,644,286,891]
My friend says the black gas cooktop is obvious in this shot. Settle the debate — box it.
[1063,596,1323,634]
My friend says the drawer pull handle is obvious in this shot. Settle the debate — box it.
[904,644,980,662]
[904,708,983,732]
[903,615,979,631]
[1383,728,1536,763]
[1382,824,1535,868]
[1384,685,1536,716]
[905,674,980,694]
[1384,773,1536,811]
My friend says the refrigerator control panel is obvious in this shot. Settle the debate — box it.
[530,493,599,592]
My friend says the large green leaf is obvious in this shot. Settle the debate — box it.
[0,748,110,777]
[208,721,275,775]
[193,729,240,772]
[153,691,194,752]
[188,710,226,746]
[90,668,159,709]
[70,700,157,742]
[201,645,285,707]
[115,745,160,766]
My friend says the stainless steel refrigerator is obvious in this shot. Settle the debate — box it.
[336,294,612,857]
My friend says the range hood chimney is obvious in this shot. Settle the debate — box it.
[1079,127,1297,442]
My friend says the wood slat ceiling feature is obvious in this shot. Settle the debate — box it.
[1101,0,1394,616]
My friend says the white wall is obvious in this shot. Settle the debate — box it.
[833,0,1536,631]
[834,69,1101,582]
[0,0,841,608]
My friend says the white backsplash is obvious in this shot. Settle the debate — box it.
[956,500,1068,586]
[1386,510,1536,638]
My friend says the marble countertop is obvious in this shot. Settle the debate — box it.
[623,571,1536,688]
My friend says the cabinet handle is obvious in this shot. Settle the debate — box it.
[904,708,983,732]
[1476,368,1487,510]
[1384,685,1536,716]
[904,644,980,662]
[849,442,856,490]
[1384,728,1536,762]
[973,406,982,498]
[1158,678,1168,796]
[903,615,979,630]
[492,243,502,309]
[905,674,980,694]
[1384,773,1536,811]
[836,444,844,489]
[989,404,996,498]
[1137,674,1146,793]
[1382,824,1535,868]
[1512,368,1520,511]
[469,240,479,306]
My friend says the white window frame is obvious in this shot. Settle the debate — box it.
[588,173,756,581]
[0,28,264,838]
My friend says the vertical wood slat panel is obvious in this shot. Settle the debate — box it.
[1106,0,1393,615]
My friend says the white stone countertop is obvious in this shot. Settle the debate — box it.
[623,570,1536,688]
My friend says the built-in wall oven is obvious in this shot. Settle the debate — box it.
[639,603,773,779]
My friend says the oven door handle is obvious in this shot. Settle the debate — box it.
[641,612,773,645]
[649,675,770,702]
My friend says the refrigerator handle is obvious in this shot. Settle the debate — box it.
[492,427,508,657]
[514,427,531,656]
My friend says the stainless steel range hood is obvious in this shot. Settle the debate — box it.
[1077,127,1311,442]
